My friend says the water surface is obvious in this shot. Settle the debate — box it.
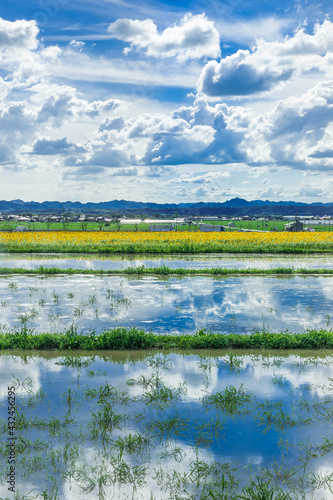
[0,351,332,499]
[0,274,332,334]
[1,252,333,270]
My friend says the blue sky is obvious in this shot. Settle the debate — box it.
[0,0,332,203]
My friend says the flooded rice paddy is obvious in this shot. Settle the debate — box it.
[1,253,333,499]
[0,274,333,335]
[1,350,333,499]
[1,252,333,270]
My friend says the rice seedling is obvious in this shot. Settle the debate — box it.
[221,353,243,373]
[291,359,310,373]
[198,357,218,387]
[35,476,59,500]
[87,369,107,377]
[61,388,79,415]
[73,306,84,318]
[21,376,34,393]
[91,403,127,434]
[145,354,173,370]
[114,433,151,458]
[48,313,60,323]
[25,388,47,408]
[84,382,132,405]
[200,474,239,500]
[159,446,186,463]
[254,402,298,433]
[55,355,95,368]
[236,477,294,499]
[17,313,31,328]
[147,413,191,443]
[193,418,225,448]
[272,375,286,387]
[202,385,252,416]
[142,380,187,408]
[163,469,191,497]
[306,470,333,494]
[190,459,231,488]
[87,294,97,305]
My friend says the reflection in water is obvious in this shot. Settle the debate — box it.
[0,351,333,499]
[0,274,332,334]
[1,252,333,270]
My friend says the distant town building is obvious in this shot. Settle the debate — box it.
[199,224,225,232]
[145,219,184,224]
[119,219,142,225]
[284,218,303,232]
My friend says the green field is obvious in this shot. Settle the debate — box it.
[202,219,333,232]
[0,220,150,232]
[1,218,332,232]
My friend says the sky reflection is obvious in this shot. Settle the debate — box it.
[0,274,332,334]
[1,252,333,270]
[0,351,332,499]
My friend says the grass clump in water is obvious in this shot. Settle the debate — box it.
[202,384,252,415]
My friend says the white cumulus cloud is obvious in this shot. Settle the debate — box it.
[29,137,86,155]
[107,13,221,60]
[0,17,38,52]
[198,20,333,97]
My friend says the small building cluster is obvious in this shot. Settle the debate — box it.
[199,224,225,232]
[284,218,303,232]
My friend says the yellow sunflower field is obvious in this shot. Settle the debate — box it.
[0,230,333,253]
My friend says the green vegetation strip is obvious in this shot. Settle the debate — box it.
[1,265,333,276]
[1,327,333,350]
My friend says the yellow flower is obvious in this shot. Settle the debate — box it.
[0,229,332,253]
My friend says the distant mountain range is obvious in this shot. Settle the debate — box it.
[1,198,333,216]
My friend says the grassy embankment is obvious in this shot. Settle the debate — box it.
[1,265,333,276]
[1,327,333,350]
